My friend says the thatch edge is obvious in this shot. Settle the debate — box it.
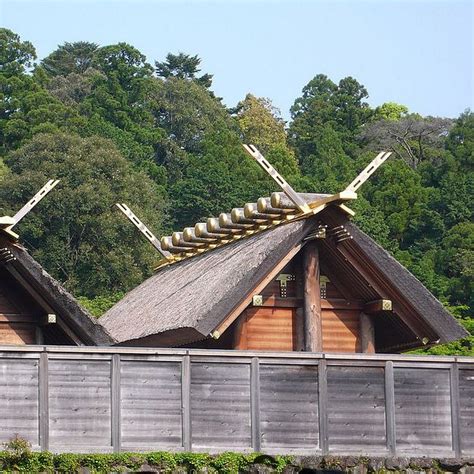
[7,242,115,345]
[347,222,468,343]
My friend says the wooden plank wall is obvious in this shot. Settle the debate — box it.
[0,347,472,457]
[237,308,296,351]
[0,277,39,345]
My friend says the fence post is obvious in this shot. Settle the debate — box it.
[318,359,328,454]
[39,350,49,451]
[182,354,192,451]
[450,362,461,458]
[251,357,261,452]
[111,354,121,452]
[384,361,396,456]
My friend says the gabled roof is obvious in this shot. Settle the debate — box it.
[1,239,114,346]
[100,200,467,348]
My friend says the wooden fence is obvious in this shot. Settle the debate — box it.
[0,346,473,457]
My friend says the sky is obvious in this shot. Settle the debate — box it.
[1,0,473,121]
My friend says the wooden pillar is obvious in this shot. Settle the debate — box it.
[295,254,305,352]
[360,312,375,353]
[303,241,322,352]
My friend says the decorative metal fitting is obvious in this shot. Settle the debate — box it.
[304,224,327,241]
[328,226,352,243]
[0,248,16,266]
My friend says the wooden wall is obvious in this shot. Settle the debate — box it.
[0,269,40,344]
[232,257,365,353]
[235,308,297,351]
[0,346,471,457]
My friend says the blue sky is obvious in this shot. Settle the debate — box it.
[1,0,473,121]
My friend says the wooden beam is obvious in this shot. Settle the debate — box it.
[243,144,311,213]
[294,254,305,352]
[345,151,391,194]
[360,312,375,353]
[303,241,322,352]
[6,265,55,314]
[334,241,431,341]
[251,296,303,308]
[56,317,82,346]
[364,299,392,314]
[0,313,37,323]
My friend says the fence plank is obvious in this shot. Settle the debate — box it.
[111,354,121,452]
[384,361,396,456]
[251,357,261,451]
[0,357,39,447]
[459,368,474,455]
[394,367,452,454]
[182,355,191,451]
[120,359,182,450]
[39,351,49,451]
[450,363,461,457]
[48,359,112,451]
[318,359,328,455]
[326,365,386,452]
[260,363,318,449]
[190,362,251,449]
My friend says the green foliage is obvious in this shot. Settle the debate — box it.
[235,94,287,152]
[0,132,167,297]
[0,28,36,75]
[373,102,409,121]
[0,446,295,474]
[156,52,213,89]
[78,292,125,317]
[40,41,98,77]
[290,74,370,158]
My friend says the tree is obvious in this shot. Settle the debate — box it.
[362,158,431,243]
[149,75,236,184]
[156,52,213,88]
[78,43,164,175]
[40,41,98,77]
[0,132,168,297]
[438,222,474,309]
[360,115,453,168]
[0,30,84,154]
[373,102,409,121]
[332,76,371,135]
[446,110,474,168]
[46,69,100,106]
[290,74,370,152]
[297,124,354,193]
[234,93,300,184]
[167,125,298,228]
[235,94,287,152]
[0,28,36,76]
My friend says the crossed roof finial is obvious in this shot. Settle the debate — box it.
[0,179,60,240]
[116,146,392,270]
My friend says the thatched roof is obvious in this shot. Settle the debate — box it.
[100,216,318,345]
[1,239,114,345]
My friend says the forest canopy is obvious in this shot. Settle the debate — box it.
[0,29,472,354]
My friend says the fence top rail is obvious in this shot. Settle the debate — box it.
[0,344,472,365]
